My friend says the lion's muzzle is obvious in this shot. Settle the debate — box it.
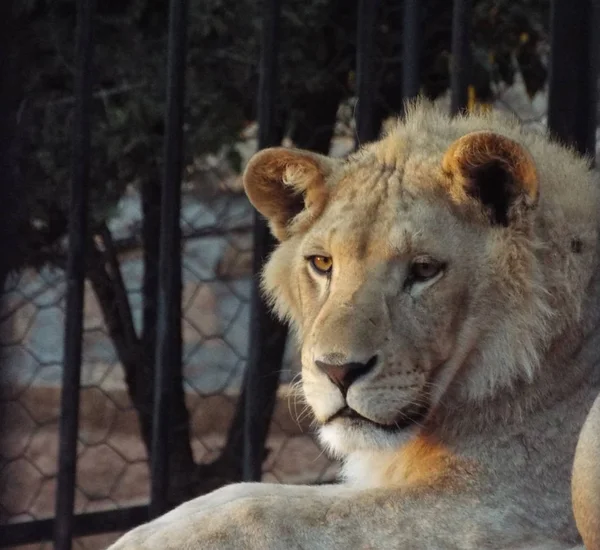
[315,354,378,396]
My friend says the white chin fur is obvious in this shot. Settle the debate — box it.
[318,421,416,458]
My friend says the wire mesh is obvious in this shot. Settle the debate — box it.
[0,186,340,549]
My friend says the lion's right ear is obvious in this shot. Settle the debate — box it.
[243,147,337,241]
[442,132,539,227]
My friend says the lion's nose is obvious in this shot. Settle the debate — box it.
[315,355,378,396]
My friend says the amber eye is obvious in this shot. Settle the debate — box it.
[410,257,444,282]
[308,255,333,275]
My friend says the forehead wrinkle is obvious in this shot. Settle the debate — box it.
[307,160,414,262]
[362,176,412,260]
[302,215,362,257]
[334,160,392,198]
[329,221,367,262]
[360,207,414,262]
[385,222,414,257]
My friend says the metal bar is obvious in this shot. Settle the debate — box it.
[547,0,599,158]
[0,0,18,285]
[150,0,189,518]
[402,0,421,100]
[0,506,149,548]
[450,0,472,115]
[243,0,286,482]
[54,1,96,549]
[256,0,281,151]
[355,0,380,144]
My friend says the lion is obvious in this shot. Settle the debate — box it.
[108,101,600,549]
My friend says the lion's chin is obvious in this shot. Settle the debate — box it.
[327,405,428,432]
[318,408,424,457]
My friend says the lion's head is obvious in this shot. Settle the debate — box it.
[243,102,598,458]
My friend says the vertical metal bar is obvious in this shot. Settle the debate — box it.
[0,0,18,287]
[256,0,281,151]
[243,0,287,482]
[450,0,472,115]
[356,0,380,144]
[54,0,96,548]
[547,0,599,158]
[402,0,421,100]
[150,0,188,518]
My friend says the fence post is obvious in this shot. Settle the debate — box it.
[54,1,96,549]
[0,1,18,288]
[450,0,472,115]
[243,0,288,483]
[547,0,599,158]
[150,0,189,518]
[356,0,381,144]
[402,0,421,101]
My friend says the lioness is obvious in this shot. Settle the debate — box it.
[109,102,600,549]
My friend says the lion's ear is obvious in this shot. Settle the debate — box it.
[442,131,539,226]
[243,147,337,240]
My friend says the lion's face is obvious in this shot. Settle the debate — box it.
[243,118,545,456]
[291,174,483,454]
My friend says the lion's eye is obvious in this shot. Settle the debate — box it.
[308,255,333,275]
[410,257,444,282]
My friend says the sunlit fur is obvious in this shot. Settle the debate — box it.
[262,102,597,458]
[256,100,600,542]
[109,101,600,549]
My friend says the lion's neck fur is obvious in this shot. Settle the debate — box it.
[342,288,600,490]
[341,216,600,491]
[273,104,600,497]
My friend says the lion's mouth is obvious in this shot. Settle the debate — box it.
[327,404,429,432]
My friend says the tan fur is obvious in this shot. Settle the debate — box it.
[573,394,600,549]
[109,101,600,549]
[385,435,472,488]
[243,147,335,240]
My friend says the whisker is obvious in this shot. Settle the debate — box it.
[310,445,328,464]
[295,405,314,426]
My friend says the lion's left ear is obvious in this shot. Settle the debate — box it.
[243,147,338,241]
[442,131,539,226]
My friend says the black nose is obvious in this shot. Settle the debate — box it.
[315,355,378,395]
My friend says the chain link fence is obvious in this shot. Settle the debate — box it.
[0,136,343,548]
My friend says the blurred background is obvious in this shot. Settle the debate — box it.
[0,0,597,549]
